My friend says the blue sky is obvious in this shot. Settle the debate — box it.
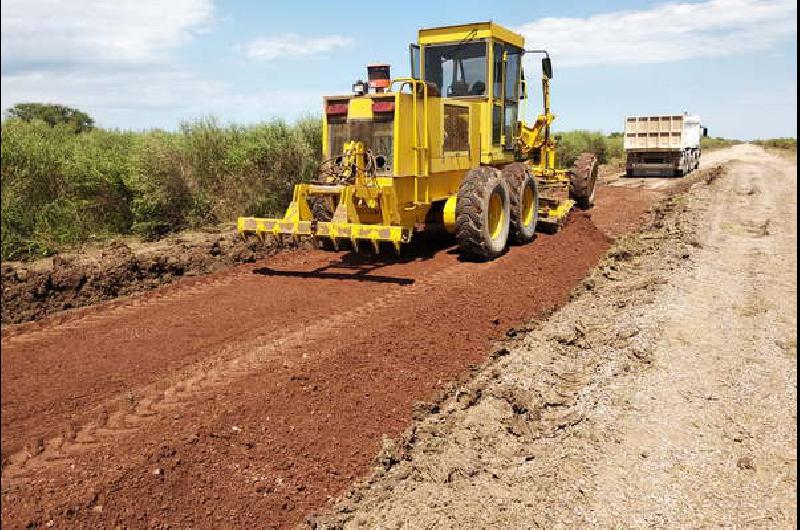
[1,0,796,139]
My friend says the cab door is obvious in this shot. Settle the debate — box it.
[491,41,522,151]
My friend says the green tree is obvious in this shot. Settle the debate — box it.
[5,103,95,133]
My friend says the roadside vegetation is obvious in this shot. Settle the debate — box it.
[701,136,742,150]
[555,130,625,167]
[0,103,790,261]
[752,137,797,150]
[1,104,321,260]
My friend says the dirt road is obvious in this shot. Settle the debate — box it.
[3,145,789,529]
[584,145,797,526]
[1,179,656,527]
[310,144,797,528]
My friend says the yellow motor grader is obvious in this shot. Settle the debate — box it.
[238,21,598,259]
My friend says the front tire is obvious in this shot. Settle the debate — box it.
[569,152,599,209]
[455,167,510,260]
[503,163,539,244]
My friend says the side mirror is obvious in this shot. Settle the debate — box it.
[702,127,708,137]
[520,79,527,99]
[409,44,420,80]
[542,57,553,79]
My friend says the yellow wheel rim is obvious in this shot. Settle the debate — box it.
[522,184,535,226]
[488,190,504,240]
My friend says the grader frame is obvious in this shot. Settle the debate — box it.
[238,21,597,257]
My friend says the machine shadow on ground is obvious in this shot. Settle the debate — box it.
[253,231,458,285]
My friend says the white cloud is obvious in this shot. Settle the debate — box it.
[244,33,353,61]
[1,0,214,70]
[1,1,347,126]
[0,0,218,127]
[518,0,797,67]
[1,68,223,112]
[0,67,326,130]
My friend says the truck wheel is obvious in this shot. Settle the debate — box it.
[503,163,538,244]
[569,152,599,209]
[456,167,510,260]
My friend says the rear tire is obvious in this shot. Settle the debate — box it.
[503,163,538,244]
[569,152,599,209]
[455,167,510,260]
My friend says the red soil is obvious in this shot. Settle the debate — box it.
[0,185,661,528]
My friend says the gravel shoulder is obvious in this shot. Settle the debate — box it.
[308,144,797,528]
[584,145,797,526]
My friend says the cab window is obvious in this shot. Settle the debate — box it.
[424,41,487,97]
[504,49,521,100]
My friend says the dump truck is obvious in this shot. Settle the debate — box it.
[238,22,598,260]
[624,113,707,177]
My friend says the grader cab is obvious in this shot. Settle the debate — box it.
[238,21,598,259]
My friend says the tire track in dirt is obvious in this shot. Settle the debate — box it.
[1,256,478,481]
[2,249,450,461]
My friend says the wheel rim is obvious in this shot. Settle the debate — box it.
[522,183,535,227]
[488,190,505,240]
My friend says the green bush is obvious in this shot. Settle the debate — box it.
[126,131,193,239]
[700,136,741,150]
[752,137,797,150]
[1,116,323,259]
[1,119,105,258]
[555,130,624,167]
[5,102,95,133]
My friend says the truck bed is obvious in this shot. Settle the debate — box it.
[624,114,701,151]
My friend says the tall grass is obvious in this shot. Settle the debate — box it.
[555,130,624,167]
[700,136,742,150]
[1,116,321,260]
[752,137,797,150]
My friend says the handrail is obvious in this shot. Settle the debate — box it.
[390,78,429,183]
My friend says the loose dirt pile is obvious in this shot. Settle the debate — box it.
[1,232,303,325]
